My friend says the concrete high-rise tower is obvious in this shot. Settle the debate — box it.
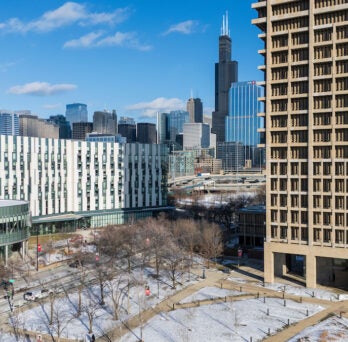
[253,0,348,288]
[212,12,238,142]
[187,97,203,123]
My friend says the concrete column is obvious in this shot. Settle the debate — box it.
[264,244,274,283]
[4,245,8,267]
[274,252,286,277]
[306,254,317,288]
[21,241,25,260]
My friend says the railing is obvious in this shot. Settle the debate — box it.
[0,230,30,246]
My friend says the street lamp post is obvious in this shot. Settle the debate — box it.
[36,226,39,272]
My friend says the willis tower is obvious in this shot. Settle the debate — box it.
[212,12,238,142]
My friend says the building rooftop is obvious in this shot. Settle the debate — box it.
[0,199,28,207]
[238,205,265,213]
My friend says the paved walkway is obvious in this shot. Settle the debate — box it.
[4,260,348,342]
[97,267,228,341]
[99,262,348,342]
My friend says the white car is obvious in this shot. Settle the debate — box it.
[23,291,40,301]
[24,289,54,301]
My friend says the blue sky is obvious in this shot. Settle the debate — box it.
[0,0,262,122]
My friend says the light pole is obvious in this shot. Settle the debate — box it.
[36,226,39,272]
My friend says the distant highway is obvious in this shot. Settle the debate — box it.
[169,172,266,192]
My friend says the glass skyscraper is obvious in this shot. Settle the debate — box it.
[226,81,262,146]
[66,103,88,125]
[168,110,189,142]
[0,111,19,136]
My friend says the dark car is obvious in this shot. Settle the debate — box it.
[69,260,83,268]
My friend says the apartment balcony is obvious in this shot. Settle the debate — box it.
[257,127,266,133]
[314,3,348,15]
[258,48,266,56]
[252,1,266,9]
[257,80,266,86]
[257,143,266,148]
[258,64,266,71]
[257,112,265,117]
[252,17,266,31]
[258,33,266,40]
[258,96,266,102]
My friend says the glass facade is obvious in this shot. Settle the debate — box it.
[66,103,88,125]
[168,110,190,142]
[0,200,30,260]
[226,81,262,146]
[0,112,19,136]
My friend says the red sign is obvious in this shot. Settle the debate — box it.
[145,285,150,296]
[238,249,243,257]
[38,244,42,252]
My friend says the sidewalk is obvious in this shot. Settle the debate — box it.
[96,266,228,341]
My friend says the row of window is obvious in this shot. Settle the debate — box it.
[270,226,348,244]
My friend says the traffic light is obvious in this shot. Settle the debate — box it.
[38,244,42,252]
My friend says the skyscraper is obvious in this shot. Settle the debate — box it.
[226,81,263,166]
[66,103,88,126]
[0,111,19,136]
[20,114,59,139]
[48,115,72,139]
[253,0,348,288]
[168,110,190,142]
[137,123,157,144]
[72,122,93,140]
[118,117,136,143]
[93,110,117,135]
[187,97,203,123]
[157,112,170,144]
[183,123,210,149]
[212,12,238,142]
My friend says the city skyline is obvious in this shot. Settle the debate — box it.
[0,0,262,122]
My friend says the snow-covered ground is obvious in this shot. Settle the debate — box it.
[2,272,348,342]
[179,286,245,304]
[3,267,199,341]
[119,287,324,342]
[288,316,348,342]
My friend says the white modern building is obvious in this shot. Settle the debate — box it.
[0,135,168,235]
[183,123,210,149]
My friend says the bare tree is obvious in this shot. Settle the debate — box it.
[82,299,100,334]
[8,307,26,342]
[201,222,224,268]
[48,302,72,342]
[94,262,115,306]
[143,217,170,278]
[172,219,200,276]
[107,274,129,320]
[163,243,184,289]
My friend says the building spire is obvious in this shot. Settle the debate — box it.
[221,11,230,37]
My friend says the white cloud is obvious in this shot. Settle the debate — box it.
[63,31,103,48]
[0,2,129,33]
[126,97,185,118]
[0,61,17,72]
[163,20,199,35]
[8,82,77,96]
[64,31,152,51]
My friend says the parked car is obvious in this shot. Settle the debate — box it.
[23,291,39,301]
[69,260,83,268]
[40,288,54,297]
